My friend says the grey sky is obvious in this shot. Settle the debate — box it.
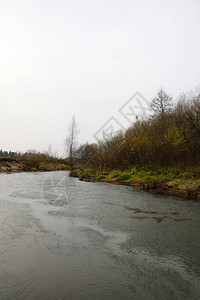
[0,0,200,156]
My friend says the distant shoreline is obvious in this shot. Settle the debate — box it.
[0,157,70,173]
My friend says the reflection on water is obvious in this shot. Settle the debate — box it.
[0,171,200,299]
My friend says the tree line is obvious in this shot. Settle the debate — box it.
[68,88,200,171]
[0,150,37,158]
[0,148,58,159]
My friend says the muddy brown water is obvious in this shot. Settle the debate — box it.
[0,171,200,299]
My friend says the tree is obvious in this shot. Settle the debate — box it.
[48,144,53,157]
[150,89,173,145]
[151,88,173,117]
[65,116,79,167]
[175,93,200,162]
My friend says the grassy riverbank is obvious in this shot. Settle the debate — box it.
[71,167,200,200]
[0,157,70,173]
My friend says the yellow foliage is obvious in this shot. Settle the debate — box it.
[161,126,186,151]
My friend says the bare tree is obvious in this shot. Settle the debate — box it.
[65,116,79,167]
[48,144,52,157]
[151,88,173,117]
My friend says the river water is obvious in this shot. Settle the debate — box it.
[0,171,200,299]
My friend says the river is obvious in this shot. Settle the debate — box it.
[0,171,200,299]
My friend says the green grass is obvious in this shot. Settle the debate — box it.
[77,167,199,185]
[97,175,106,180]
[76,166,200,199]
[118,173,132,181]
[110,172,121,178]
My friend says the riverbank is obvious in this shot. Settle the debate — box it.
[0,157,70,173]
[70,168,200,200]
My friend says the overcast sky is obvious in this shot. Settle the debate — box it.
[0,0,200,156]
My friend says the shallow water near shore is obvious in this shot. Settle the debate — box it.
[0,171,200,299]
